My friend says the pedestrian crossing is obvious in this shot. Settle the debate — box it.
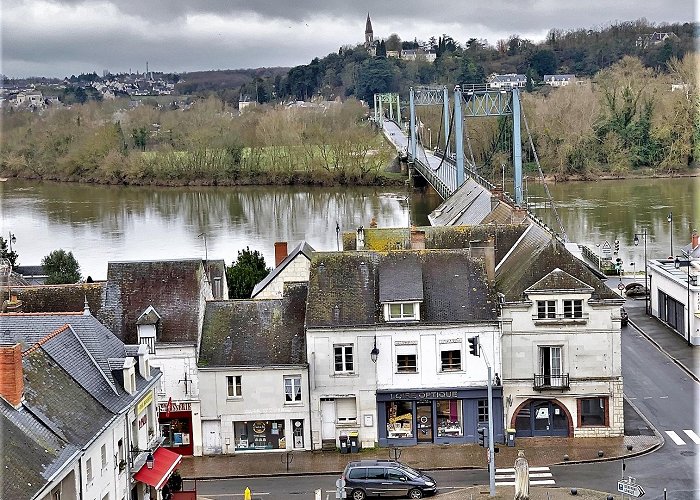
[665,430,700,445]
[495,466,555,486]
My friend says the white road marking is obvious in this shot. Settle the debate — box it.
[495,466,551,473]
[496,480,556,486]
[495,472,553,479]
[683,429,700,444]
[659,396,669,399]
[643,396,653,399]
[666,430,687,445]
[496,466,555,486]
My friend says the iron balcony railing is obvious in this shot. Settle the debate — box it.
[533,373,570,390]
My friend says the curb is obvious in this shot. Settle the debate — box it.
[628,318,699,383]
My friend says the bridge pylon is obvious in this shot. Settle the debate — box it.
[373,93,401,126]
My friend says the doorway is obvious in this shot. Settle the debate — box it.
[321,400,336,440]
[514,399,570,437]
[416,403,433,442]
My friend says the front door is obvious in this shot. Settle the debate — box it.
[515,400,570,437]
[321,400,336,440]
[416,403,433,442]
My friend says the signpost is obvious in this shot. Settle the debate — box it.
[618,478,645,498]
[602,240,612,258]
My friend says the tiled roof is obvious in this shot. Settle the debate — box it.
[496,225,619,302]
[251,242,314,298]
[306,250,497,328]
[199,282,308,367]
[101,259,211,344]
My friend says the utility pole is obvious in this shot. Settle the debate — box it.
[468,336,496,496]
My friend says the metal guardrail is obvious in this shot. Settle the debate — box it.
[533,374,570,390]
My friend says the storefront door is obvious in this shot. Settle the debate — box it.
[416,403,433,442]
[515,399,570,437]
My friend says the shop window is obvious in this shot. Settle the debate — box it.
[386,401,413,438]
[440,349,461,371]
[227,375,242,397]
[477,399,488,424]
[579,397,607,426]
[284,375,302,403]
[234,420,286,450]
[337,397,357,423]
[563,299,583,318]
[387,302,418,321]
[537,300,556,319]
[397,354,417,373]
[161,418,191,448]
[292,420,304,448]
[334,344,354,373]
[436,399,463,437]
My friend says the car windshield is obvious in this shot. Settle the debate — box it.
[396,463,421,478]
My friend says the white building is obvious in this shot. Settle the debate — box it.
[198,282,311,454]
[305,241,504,450]
[543,74,576,87]
[251,241,314,299]
[487,73,527,89]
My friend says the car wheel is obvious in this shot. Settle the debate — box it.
[351,489,366,500]
[409,488,423,499]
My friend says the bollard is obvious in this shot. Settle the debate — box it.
[244,487,252,500]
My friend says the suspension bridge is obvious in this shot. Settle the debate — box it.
[374,86,569,242]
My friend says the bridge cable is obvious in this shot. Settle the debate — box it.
[521,105,569,243]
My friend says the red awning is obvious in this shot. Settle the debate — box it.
[133,448,182,490]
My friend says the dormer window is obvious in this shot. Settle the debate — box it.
[537,300,556,319]
[563,299,583,318]
[386,302,419,321]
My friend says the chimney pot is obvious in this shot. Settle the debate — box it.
[274,242,288,268]
[0,344,23,408]
[410,229,426,250]
[692,230,698,249]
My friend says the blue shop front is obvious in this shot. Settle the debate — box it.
[376,387,504,447]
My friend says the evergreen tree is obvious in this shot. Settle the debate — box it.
[42,249,81,285]
[226,247,270,299]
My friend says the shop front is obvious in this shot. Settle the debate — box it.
[232,418,306,451]
[376,388,503,447]
[158,400,194,456]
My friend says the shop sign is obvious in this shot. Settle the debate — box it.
[393,391,458,400]
[253,421,266,434]
[158,401,192,413]
[136,391,154,414]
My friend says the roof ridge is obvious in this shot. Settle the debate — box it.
[22,324,71,356]
[63,325,121,397]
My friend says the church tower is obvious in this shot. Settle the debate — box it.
[364,13,374,47]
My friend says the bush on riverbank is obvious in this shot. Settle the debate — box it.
[0,98,398,186]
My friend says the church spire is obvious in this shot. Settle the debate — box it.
[365,12,374,46]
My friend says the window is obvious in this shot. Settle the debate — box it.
[386,468,407,480]
[337,397,357,423]
[477,399,489,424]
[334,344,354,373]
[101,443,107,469]
[387,401,413,438]
[563,299,583,318]
[348,467,367,480]
[388,302,418,321]
[284,375,302,403]
[366,467,386,480]
[86,457,93,482]
[580,397,607,426]
[227,375,242,397]
[440,349,461,371]
[436,400,463,437]
[397,354,417,373]
[538,346,564,387]
[537,300,556,319]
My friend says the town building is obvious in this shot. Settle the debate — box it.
[0,309,172,500]
[400,49,437,62]
[487,74,527,90]
[543,74,576,87]
[635,32,679,49]
[198,282,310,454]
[251,241,314,299]
[305,240,504,450]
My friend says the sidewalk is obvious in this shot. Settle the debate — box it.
[178,431,659,479]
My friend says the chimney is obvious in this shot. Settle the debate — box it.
[356,226,365,249]
[410,229,426,250]
[274,242,288,268]
[0,344,23,408]
[136,344,151,381]
[692,230,699,250]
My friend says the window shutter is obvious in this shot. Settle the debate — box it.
[336,397,357,422]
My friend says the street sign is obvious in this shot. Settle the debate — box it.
[618,282,625,291]
[602,240,612,257]
[618,480,645,497]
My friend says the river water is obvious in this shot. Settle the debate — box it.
[0,177,696,280]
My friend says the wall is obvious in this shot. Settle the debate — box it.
[649,263,700,345]
[254,255,311,299]
[199,366,311,454]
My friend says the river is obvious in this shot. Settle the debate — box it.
[0,177,696,280]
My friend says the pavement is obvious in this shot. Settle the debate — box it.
[178,279,698,481]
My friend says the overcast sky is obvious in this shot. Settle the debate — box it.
[2,0,696,78]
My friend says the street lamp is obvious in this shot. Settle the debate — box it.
[674,256,693,346]
[370,336,379,363]
[8,232,16,254]
[633,231,649,315]
[668,212,673,258]
[428,127,432,150]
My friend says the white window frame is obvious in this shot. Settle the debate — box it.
[227,375,242,398]
[537,300,556,319]
[284,375,302,403]
[385,302,419,321]
[563,299,583,318]
[539,345,563,385]
[334,344,354,374]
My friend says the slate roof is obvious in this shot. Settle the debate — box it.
[199,282,308,367]
[525,268,594,294]
[101,259,211,344]
[251,241,315,298]
[15,265,47,277]
[378,254,424,302]
[9,282,104,315]
[428,179,494,226]
[495,224,620,302]
[342,225,528,268]
[306,250,497,328]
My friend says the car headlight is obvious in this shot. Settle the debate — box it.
[424,481,435,487]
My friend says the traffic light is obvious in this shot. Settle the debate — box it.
[468,336,480,357]
[615,257,623,275]
[614,240,620,255]
[477,427,487,447]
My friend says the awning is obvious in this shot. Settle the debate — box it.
[133,448,182,490]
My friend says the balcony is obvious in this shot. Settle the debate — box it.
[533,374,570,391]
[532,313,588,325]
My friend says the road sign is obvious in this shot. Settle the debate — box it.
[618,480,645,497]
[602,240,612,257]
[618,282,625,291]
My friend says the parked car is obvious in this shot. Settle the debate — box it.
[342,460,437,500]
[625,282,648,298]
[621,307,629,327]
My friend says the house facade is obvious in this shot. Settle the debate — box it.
[543,74,576,87]
[198,282,311,454]
[488,73,527,89]
[251,241,314,299]
[305,246,504,450]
